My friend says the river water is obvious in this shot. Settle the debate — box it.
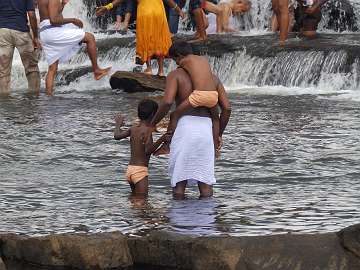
[1,1,360,237]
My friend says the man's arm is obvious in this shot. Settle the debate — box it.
[163,0,185,18]
[96,0,124,16]
[27,11,41,49]
[48,0,82,27]
[150,71,179,127]
[215,76,231,136]
[114,115,131,140]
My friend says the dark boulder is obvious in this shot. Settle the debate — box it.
[110,71,166,92]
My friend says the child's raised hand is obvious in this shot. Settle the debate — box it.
[115,114,125,126]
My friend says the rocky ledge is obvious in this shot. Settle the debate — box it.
[0,223,360,270]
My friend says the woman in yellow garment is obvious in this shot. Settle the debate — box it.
[97,0,184,76]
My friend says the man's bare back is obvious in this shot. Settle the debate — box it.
[174,67,212,118]
[179,55,218,91]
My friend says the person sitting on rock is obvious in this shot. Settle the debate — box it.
[114,99,170,195]
[294,0,329,38]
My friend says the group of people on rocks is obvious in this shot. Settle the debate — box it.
[0,0,331,95]
[0,0,331,197]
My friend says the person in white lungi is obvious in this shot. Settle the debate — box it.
[38,0,111,95]
[149,42,231,199]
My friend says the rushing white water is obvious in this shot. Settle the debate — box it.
[8,0,360,97]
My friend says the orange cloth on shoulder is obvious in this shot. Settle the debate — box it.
[136,0,172,63]
[126,165,149,184]
[188,90,219,108]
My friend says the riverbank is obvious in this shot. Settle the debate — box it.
[1,223,359,270]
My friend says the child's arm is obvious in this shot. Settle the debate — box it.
[145,133,171,156]
[114,114,131,140]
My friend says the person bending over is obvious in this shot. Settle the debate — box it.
[38,0,111,95]
[114,99,170,195]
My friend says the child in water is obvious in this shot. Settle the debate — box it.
[154,41,221,156]
[114,99,169,195]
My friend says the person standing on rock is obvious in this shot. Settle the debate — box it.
[96,0,185,76]
[0,0,41,95]
[38,0,111,95]
[149,42,231,199]
[272,0,290,45]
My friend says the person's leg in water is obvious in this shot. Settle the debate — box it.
[198,181,213,198]
[173,180,187,199]
[272,0,289,45]
[157,56,165,77]
[83,32,111,80]
[45,60,59,95]
[133,176,149,195]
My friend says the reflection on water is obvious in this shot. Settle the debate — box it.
[0,89,360,236]
[167,198,219,235]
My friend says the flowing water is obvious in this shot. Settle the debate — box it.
[1,1,360,237]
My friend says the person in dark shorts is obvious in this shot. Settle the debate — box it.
[164,0,186,34]
[294,0,329,38]
[114,0,135,31]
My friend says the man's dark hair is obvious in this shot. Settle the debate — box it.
[138,99,158,121]
[168,41,193,58]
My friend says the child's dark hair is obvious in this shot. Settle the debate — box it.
[169,41,193,58]
[138,99,158,121]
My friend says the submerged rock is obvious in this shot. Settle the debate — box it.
[0,232,132,269]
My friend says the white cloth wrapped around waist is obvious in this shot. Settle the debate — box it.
[39,19,85,65]
[169,115,216,187]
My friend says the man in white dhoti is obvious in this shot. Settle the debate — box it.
[149,42,231,198]
[38,0,111,95]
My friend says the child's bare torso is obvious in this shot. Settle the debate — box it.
[129,123,152,167]
[179,55,218,91]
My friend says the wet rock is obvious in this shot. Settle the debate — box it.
[338,223,360,259]
[0,232,132,269]
[110,71,166,92]
[129,230,360,270]
[0,257,6,270]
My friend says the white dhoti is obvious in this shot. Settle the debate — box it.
[39,19,85,65]
[169,115,216,187]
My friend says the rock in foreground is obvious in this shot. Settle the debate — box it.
[0,232,132,270]
[1,223,360,270]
